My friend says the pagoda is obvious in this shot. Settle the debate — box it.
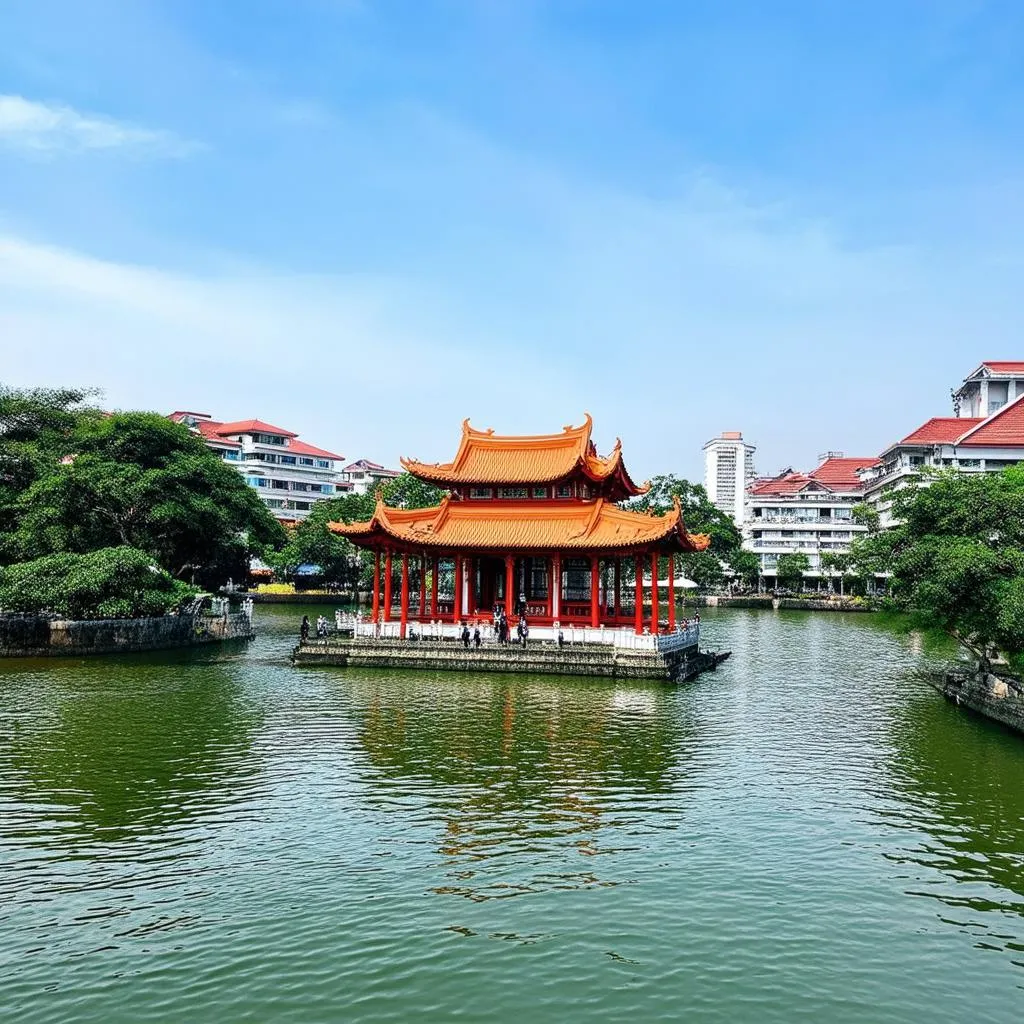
[329,415,710,638]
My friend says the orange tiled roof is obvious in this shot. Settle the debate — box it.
[400,413,648,495]
[957,394,1024,447]
[329,495,709,553]
[749,472,813,495]
[289,438,343,460]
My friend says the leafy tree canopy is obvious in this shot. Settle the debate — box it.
[625,475,742,554]
[4,409,285,584]
[853,467,1024,664]
[776,552,811,589]
[0,546,197,619]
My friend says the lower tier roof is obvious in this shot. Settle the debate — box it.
[328,496,710,553]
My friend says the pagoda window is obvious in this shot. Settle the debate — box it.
[528,557,548,598]
[469,487,493,499]
[532,486,548,499]
[564,557,590,601]
[555,484,573,499]
[497,487,529,499]
[579,483,591,499]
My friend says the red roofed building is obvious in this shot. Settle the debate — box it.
[341,458,401,495]
[745,453,878,586]
[860,371,1024,527]
[953,362,1024,418]
[168,411,348,523]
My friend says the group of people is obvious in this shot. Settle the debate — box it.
[299,614,332,642]
[494,604,529,647]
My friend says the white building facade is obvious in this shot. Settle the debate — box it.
[170,413,349,523]
[703,431,757,527]
[744,456,877,584]
[341,459,400,495]
[953,361,1024,418]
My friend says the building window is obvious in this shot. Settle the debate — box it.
[316,460,331,468]
[246,476,268,488]
[579,484,591,499]
[299,457,314,466]
[469,487,493,499]
[497,487,529,499]
[281,455,296,465]
[532,487,548,499]
[959,458,981,468]
[556,484,573,498]
[223,450,239,461]
[272,479,289,490]
[256,433,286,445]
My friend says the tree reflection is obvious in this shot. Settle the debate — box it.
[2,651,259,844]
[884,685,1024,917]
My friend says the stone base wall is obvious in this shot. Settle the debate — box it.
[0,612,254,658]
[293,637,723,683]
[698,595,872,612]
[938,669,1024,735]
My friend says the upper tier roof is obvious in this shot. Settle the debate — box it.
[329,494,709,553]
[216,419,298,438]
[400,413,649,498]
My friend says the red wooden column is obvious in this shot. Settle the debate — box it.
[453,555,462,623]
[650,552,660,634]
[613,558,621,619]
[505,555,514,615]
[667,553,676,631]
[400,553,410,638]
[372,550,381,622]
[634,553,643,634]
[430,556,439,618]
[590,555,600,627]
[419,553,427,619]
[383,550,393,622]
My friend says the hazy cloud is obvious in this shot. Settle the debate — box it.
[0,95,196,157]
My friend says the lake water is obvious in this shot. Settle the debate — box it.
[1,605,1023,1023]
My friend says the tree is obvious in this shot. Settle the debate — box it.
[382,472,445,509]
[819,551,850,595]
[7,412,285,586]
[0,546,197,619]
[776,552,811,591]
[626,475,744,593]
[728,548,761,590]
[852,466,1024,667]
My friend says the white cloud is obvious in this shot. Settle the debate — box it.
[0,95,195,157]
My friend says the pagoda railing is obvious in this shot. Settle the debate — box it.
[349,618,699,651]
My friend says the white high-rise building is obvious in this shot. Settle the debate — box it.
[703,431,756,526]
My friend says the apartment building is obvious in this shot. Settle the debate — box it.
[703,431,757,527]
[745,455,878,583]
[170,412,348,522]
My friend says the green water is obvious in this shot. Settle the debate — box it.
[1,606,1023,1023]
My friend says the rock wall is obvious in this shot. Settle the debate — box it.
[939,669,1024,735]
[293,637,721,683]
[0,612,254,658]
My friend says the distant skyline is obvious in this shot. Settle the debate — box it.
[2,1,1023,480]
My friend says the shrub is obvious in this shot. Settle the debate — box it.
[0,546,198,619]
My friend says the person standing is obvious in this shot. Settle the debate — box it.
[300,615,310,643]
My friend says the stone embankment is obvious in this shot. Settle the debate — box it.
[936,668,1024,735]
[697,595,874,612]
[0,610,254,658]
[293,636,727,682]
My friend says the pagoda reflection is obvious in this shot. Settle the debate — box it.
[346,672,705,897]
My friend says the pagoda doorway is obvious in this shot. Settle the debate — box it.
[474,556,507,616]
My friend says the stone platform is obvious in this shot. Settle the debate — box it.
[292,636,727,683]
[935,668,1024,735]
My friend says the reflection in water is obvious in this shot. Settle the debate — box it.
[2,606,1024,1024]
[884,682,1024,932]
[2,653,259,843]
[347,673,702,899]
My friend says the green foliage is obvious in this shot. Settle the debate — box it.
[727,548,761,587]
[0,546,197,619]
[851,502,880,532]
[268,473,443,588]
[5,411,285,584]
[625,475,743,554]
[776,552,811,589]
[853,467,1024,664]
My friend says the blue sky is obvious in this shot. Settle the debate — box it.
[2,0,1023,480]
